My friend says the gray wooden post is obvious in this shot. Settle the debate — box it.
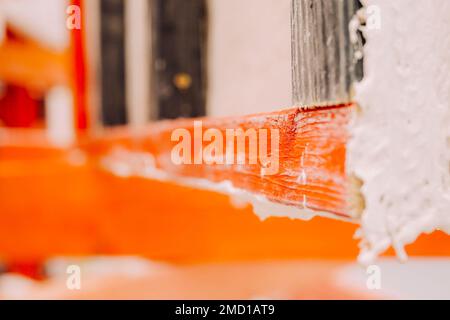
[291,0,363,107]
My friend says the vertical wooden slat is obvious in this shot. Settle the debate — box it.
[291,0,362,107]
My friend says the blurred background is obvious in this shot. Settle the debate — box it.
[0,0,449,299]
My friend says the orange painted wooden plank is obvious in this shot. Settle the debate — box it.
[91,104,354,219]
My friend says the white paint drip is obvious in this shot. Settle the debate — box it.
[101,148,351,223]
[298,169,307,185]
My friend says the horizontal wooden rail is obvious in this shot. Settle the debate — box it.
[93,104,355,219]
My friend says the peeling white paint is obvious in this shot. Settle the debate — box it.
[348,0,450,264]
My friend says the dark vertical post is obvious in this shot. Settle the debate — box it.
[100,0,127,125]
[151,0,207,119]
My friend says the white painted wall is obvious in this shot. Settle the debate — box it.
[0,0,69,51]
[125,0,152,128]
[207,0,292,117]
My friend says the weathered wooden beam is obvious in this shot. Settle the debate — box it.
[291,0,363,107]
[96,104,354,219]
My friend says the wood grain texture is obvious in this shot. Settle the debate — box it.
[291,0,363,107]
[92,104,354,219]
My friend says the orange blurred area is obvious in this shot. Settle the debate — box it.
[1,143,449,264]
[0,32,70,92]
[0,143,356,263]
